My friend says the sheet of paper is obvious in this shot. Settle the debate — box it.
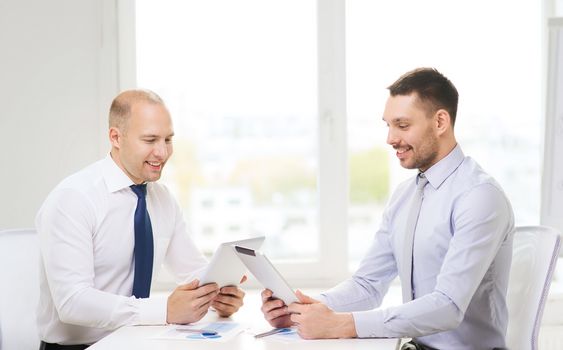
[154,322,246,342]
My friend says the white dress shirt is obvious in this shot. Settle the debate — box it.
[36,155,208,345]
[320,145,514,350]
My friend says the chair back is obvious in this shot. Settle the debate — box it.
[0,229,40,350]
[506,225,561,350]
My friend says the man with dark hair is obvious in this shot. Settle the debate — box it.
[388,67,459,126]
[260,68,514,349]
[36,90,246,349]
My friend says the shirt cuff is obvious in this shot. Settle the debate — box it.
[314,293,328,305]
[352,309,386,338]
[136,295,168,325]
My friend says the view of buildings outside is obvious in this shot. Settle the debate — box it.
[159,110,319,260]
[136,0,320,260]
[137,0,541,270]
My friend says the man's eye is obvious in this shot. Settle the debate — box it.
[165,138,173,144]
[144,139,156,143]
[398,124,408,129]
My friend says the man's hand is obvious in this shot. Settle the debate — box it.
[211,274,247,317]
[212,285,245,317]
[288,290,357,339]
[260,289,294,328]
[166,279,219,324]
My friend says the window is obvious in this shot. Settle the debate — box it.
[132,0,542,284]
[346,0,542,267]
[135,0,347,285]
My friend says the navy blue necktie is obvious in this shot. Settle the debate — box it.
[130,184,154,298]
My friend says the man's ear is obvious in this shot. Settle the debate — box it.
[435,109,451,135]
[109,127,121,148]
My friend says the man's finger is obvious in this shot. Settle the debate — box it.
[194,295,215,310]
[261,299,285,314]
[288,302,305,314]
[214,293,240,306]
[219,286,243,297]
[212,299,235,311]
[266,306,290,321]
[177,279,199,291]
[296,289,318,304]
[192,283,219,297]
[192,289,219,309]
[260,301,276,315]
[261,289,273,302]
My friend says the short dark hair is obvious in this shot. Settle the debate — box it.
[387,68,459,126]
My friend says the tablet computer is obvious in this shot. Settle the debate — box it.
[199,236,265,288]
[234,246,298,305]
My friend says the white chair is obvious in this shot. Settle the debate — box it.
[506,225,561,350]
[539,256,563,350]
[0,229,40,350]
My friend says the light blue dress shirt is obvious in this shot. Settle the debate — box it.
[320,145,514,350]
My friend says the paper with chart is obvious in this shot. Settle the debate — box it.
[155,322,246,342]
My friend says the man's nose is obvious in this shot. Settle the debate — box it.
[153,141,168,159]
[386,129,398,146]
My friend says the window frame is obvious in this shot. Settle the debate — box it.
[542,17,563,253]
[116,0,560,286]
[118,0,350,287]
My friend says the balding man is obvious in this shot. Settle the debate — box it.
[36,90,245,349]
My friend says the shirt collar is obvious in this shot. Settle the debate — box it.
[421,144,465,190]
[102,154,136,193]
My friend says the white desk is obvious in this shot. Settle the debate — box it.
[88,290,399,350]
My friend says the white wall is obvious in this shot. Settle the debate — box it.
[0,0,119,229]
